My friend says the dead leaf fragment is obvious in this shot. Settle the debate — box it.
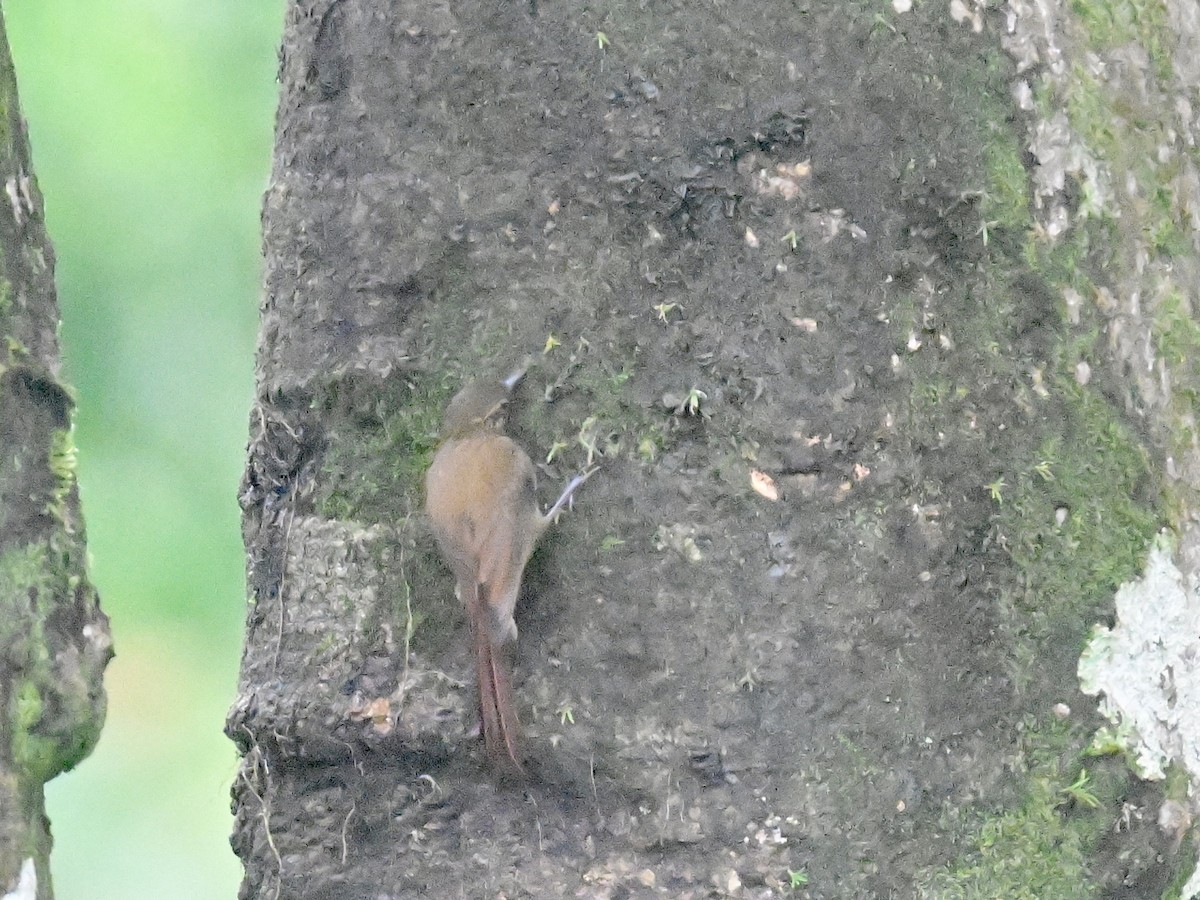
[750,469,779,500]
[790,316,818,332]
[348,696,393,734]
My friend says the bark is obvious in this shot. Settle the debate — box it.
[230,1,1200,897]
[0,9,112,900]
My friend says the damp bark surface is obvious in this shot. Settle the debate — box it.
[228,1,1196,897]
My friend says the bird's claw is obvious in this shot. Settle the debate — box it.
[546,466,598,522]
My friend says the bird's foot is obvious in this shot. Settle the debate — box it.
[545,466,597,522]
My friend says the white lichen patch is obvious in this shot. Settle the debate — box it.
[2,859,36,900]
[1078,536,1200,783]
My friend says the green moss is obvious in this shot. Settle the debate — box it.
[920,786,1088,898]
[10,681,59,785]
[917,718,1124,898]
[12,701,103,787]
[1064,65,1113,149]
[0,543,51,656]
[998,377,1159,644]
[1,543,104,786]
[5,333,29,359]
[895,145,1161,897]
[1164,851,1200,900]
[874,4,1177,893]
[317,374,451,522]
[12,679,43,732]
[47,425,79,523]
[1068,0,1174,83]
[982,121,1031,233]
[1054,32,1188,274]
[1153,290,1200,388]
[1025,222,1109,294]
[1061,64,1186,247]
[48,426,77,482]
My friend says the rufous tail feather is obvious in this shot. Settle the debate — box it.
[470,582,523,773]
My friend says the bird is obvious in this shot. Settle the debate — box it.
[424,368,590,773]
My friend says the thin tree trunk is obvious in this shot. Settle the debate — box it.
[0,9,112,899]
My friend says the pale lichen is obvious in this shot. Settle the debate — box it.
[1079,535,1200,783]
[1079,533,1200,895]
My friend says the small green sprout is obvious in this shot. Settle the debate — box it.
[652,303,681,324]
[578,416,601,465]
[683,387,707,416]
[543,333,561,354]
[1059,768,1101,809]
[871,12,897,34]
[1033,459,1054,481]
[787,867,809,888]
[595,31,609,50]
[557,703,575,725]
[781,230,799,250]
[1084,725,1126,758]
[986,477,1006,504]
[638,435,659,463]
[610,363,634,388]
[977,218,999,247]
[546,439,569,464]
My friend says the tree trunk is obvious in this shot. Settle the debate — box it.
[0,9,112,899]
[229,1,1200,897]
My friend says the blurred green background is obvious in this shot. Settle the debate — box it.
[7,2,282,897]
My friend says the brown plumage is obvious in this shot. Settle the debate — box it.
[424,372,588,772]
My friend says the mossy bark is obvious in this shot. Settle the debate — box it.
[0,9,112,900]
[230,1,1199,897]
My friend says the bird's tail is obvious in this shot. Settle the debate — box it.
[470,582,523,774]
